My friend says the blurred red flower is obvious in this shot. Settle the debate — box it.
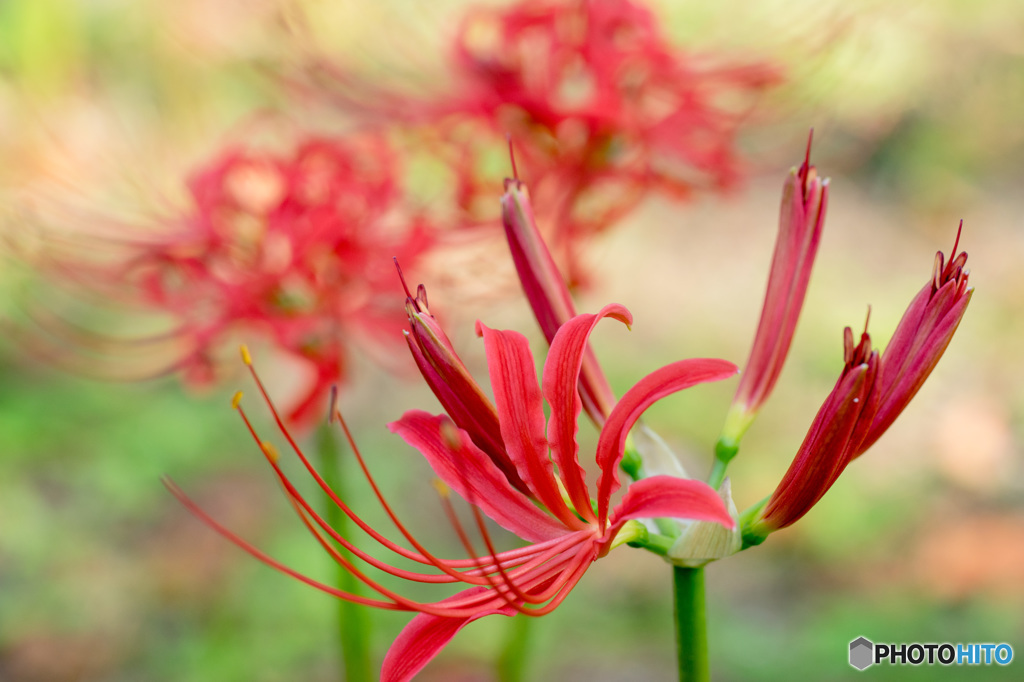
[305,0,779,283]
[32,134,436,424]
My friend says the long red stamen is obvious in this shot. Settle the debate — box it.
[430,419,550,609]
[241,365,534,584]
[238,410,479,585]
[163,477,400,609]
[334,407,524,582]
[282,490,527,618]
[239,353,457,568]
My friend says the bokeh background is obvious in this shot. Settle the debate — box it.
[1,0,1022,680]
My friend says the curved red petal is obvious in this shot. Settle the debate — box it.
[382,596,518,682]
[608,475,734,537]
[595,358,739,525]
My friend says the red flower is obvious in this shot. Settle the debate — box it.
[746,226,973,538]
[444,0,778,254]
[43,134,436,424]
[170,306,736,681]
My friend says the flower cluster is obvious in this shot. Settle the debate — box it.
[167,135,972,678]
[305,0,779,283]
[8,0,976,678]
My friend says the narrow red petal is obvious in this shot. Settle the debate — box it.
[477,323,585,530]
[382,595,518,682]
[543,304,632,521]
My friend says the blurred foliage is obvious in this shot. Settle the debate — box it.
[1,0,1023,681]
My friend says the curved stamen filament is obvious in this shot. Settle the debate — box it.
[239,400,565,587]
[163,477,400,610]
[242,354,495,578]
[186,352,603,621]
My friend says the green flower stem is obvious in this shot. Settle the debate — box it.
[317,423,373,682]
[673,566,709,682]
[497,614,534,682]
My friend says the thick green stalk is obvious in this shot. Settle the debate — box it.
[673,566,709,682]
[317,423,373,682]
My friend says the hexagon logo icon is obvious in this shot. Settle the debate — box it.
[849,636,874,670]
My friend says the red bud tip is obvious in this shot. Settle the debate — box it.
[800,128,814,199]
[394,257,414,299]
[507,134,519,182]
[328,385,338,424]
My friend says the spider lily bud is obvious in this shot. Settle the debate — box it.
[744,226,973,544]
[854,222,972,455]
[401,273,532,497]
[721,135,828,449]
[501,177,618,425]
[746,325,879,540]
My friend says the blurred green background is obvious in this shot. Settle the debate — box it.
[1,0,1022,680]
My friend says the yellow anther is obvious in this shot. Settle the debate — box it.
[240,344,252,366]
[231,391,244,409]
[261,441,280,464]
[431,478,450,499]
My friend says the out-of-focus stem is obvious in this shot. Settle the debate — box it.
[317,423,373,682]
[497,614,535,682]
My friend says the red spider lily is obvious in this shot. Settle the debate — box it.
[169,307,736,681]
[722,134,828,446]
[746,226,973,538]
[40,134,435,424]
[304,0,778,283]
